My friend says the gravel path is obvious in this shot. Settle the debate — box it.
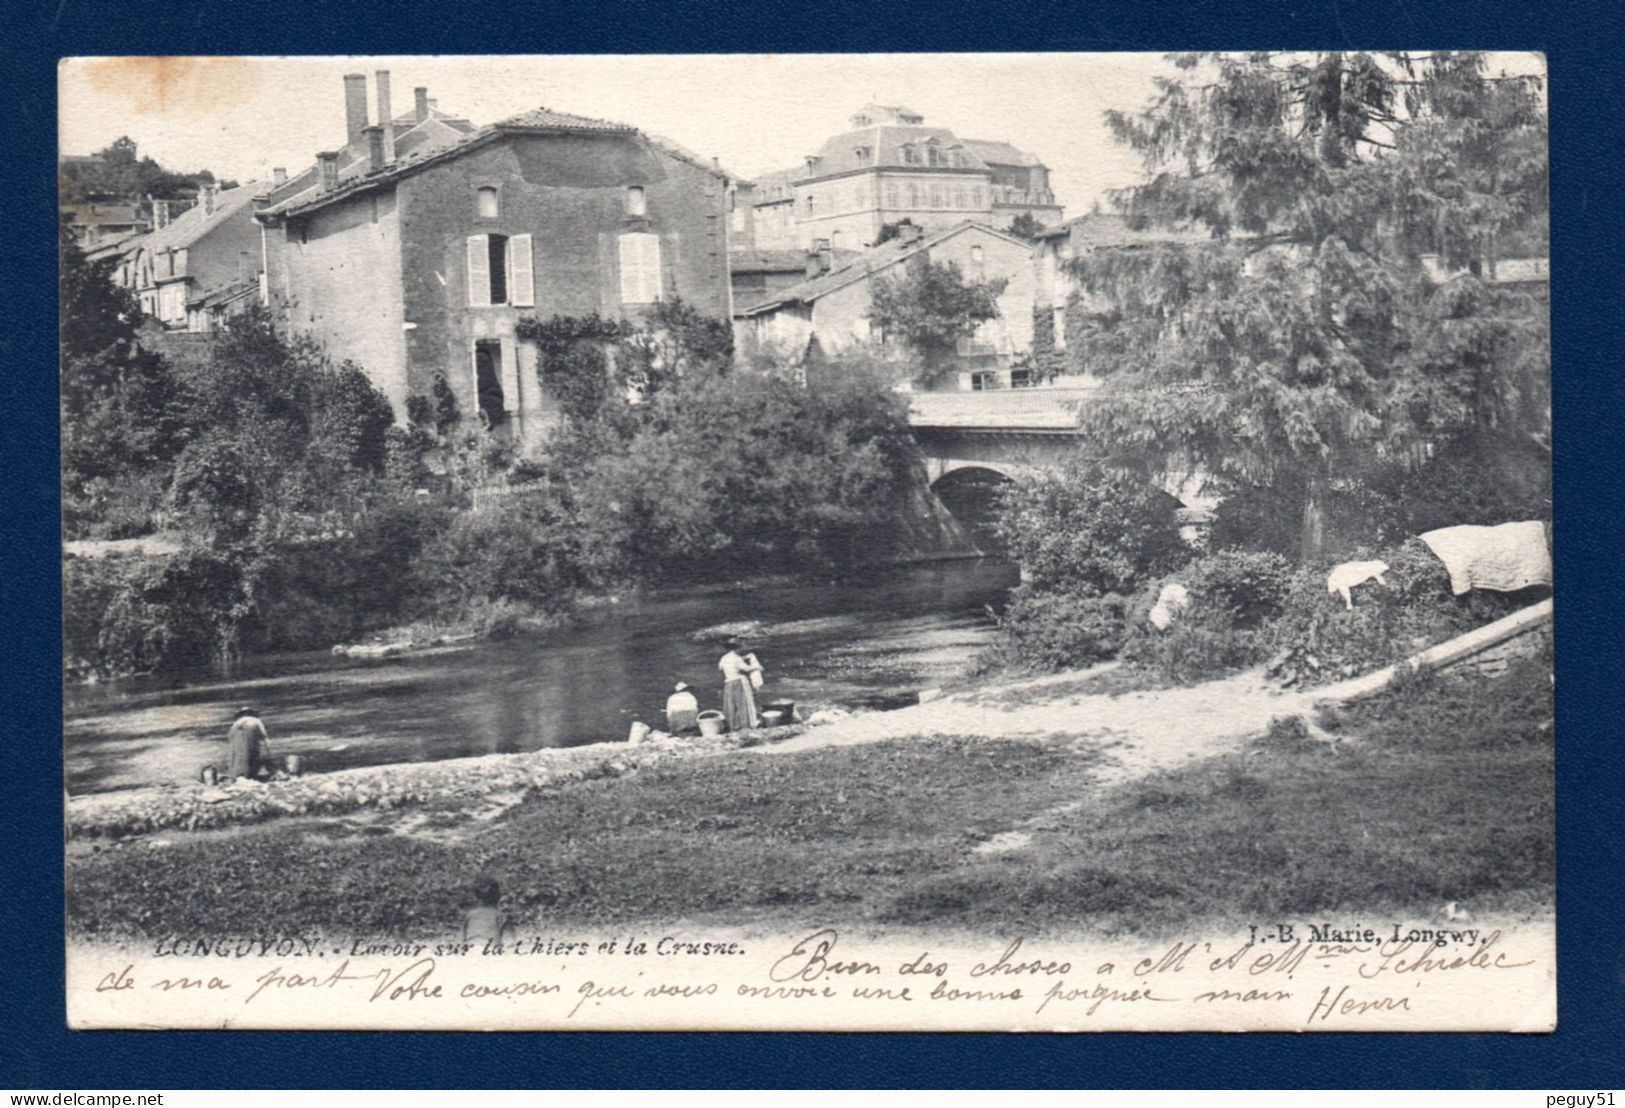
[767,662,1320,786]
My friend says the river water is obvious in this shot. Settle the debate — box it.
[64,559,1019,795]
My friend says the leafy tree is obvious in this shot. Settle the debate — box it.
[1070,51,1549,560]
[993,464,1188,596]
[867,258,1007,376]
[60,227,192,535]
[541,364,916,582]
[59,135,226,206]
[1005,212,1047,240]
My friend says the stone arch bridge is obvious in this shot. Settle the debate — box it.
[905,387,1216,513]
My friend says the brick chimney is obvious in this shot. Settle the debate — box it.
[152,198,170,229]
[202,186,217,215]
[375,70,395,163]
[364,125,385,172]
[317,150,340,191]
[414,87,429,123]
[342,73,368,146]
[272,167,287,187]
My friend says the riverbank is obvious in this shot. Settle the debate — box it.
[66,648,1552,942]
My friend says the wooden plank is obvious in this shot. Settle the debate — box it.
[1316,597,1552,705]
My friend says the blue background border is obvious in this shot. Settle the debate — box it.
[7,0,1623,1088]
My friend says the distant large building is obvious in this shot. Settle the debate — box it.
[734,104,1063,254]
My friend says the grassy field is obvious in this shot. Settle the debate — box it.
[68,654,1553,941]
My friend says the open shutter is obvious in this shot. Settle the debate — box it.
[508,233,534,308]
[618,233,641,304]
[466,234,490,307]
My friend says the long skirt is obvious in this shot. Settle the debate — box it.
[227,731,265,779]
[722,678,758,731]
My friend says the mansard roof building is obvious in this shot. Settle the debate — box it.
[732,103,1063,255]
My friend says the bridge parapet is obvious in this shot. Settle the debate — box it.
[905,387,1098,430]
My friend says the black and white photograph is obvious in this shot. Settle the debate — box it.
[58,51,1554,1030]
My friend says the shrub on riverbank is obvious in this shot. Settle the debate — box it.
[1264,538,1535,687]
[993,466,1187,596]
[980,587,1128,674]
[979,465,1190,674]
[1118,550,1295,682]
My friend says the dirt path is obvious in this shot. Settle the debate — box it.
[766,662,1319,787]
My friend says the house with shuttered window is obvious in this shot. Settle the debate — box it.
[255,71,732,448]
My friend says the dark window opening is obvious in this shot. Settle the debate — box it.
[488,234,508,305]
[475,341,507,428]
[1010,369,1036,388]
[971,371,1000,391]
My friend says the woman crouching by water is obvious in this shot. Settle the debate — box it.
[718,638,762,731]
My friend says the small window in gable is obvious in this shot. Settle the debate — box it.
[626,186,647,217]
[476,187,499,219]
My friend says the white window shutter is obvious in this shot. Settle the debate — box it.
[466,234,490,307]
[642,234,663,302]
[508,233,534,308]
[618,233,641,304]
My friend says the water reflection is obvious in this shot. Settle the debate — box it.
[64,559,1018,795]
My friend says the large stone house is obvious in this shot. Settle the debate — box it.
[253,70,733,449]
[737,104,1063,253]
[736,221,1036,389]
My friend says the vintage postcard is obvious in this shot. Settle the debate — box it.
[60,52,1553,1031]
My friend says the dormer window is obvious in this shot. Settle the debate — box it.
[854,146,872,164]
[902,145,919,166]
[475,186,499,219]
[626,186,647,217]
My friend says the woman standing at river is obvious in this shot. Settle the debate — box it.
[718,639,762,731]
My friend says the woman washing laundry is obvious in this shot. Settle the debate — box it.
[718,638,763,731]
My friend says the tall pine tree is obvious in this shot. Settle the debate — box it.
[1070,51,1548,559]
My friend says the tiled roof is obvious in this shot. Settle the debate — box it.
[1035,213,1212,248]
[138,182,264,251]
[188,277,258,309]
[961,138,1041,168]
[728,247,862,274]
[259,103,724,221]
[742,221,1029,315]
[496,106,637,133]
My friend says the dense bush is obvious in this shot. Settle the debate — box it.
[1119,549,1297,681]
[412,495,586,617]
[544,361,916,582]
[993,465,1189,596]
[985,587,1128,674]
[1266,538,1535,687]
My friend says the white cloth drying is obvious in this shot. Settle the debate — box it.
[1419,521,1552,596]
